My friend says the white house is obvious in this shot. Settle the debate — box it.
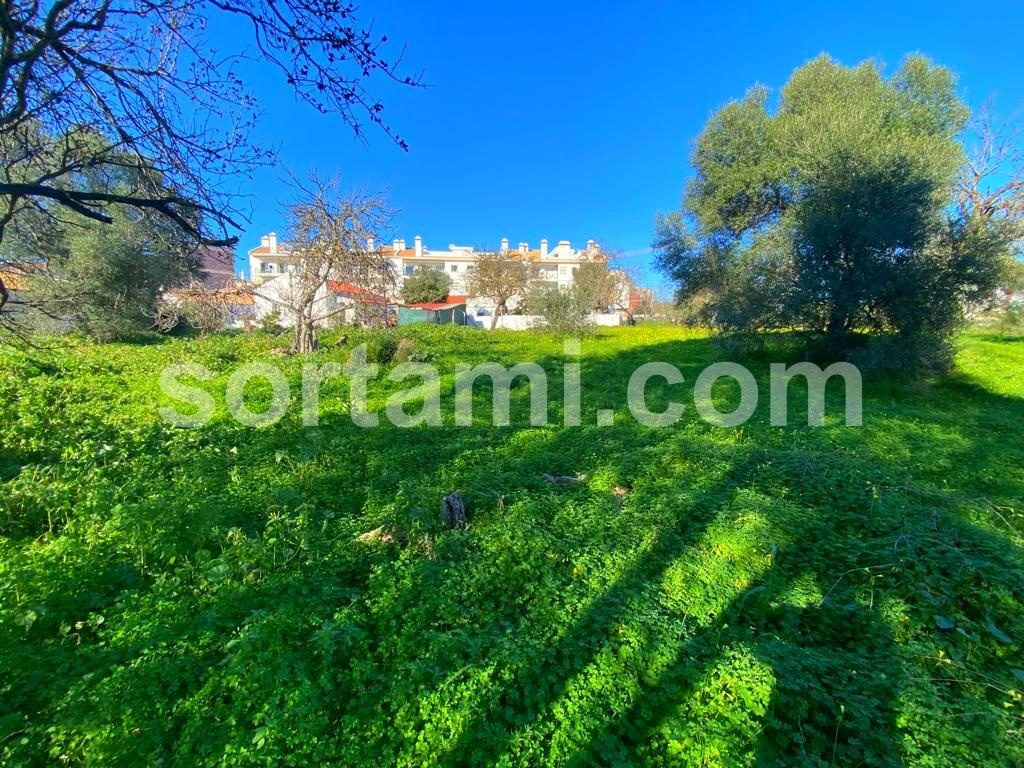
[243,232,644,328]
[249,233,607,311]
[382,236,603,299]
[247,272,389,328]
[247,233,300,283]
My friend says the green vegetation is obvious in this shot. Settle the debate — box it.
[401,268,452,304]
[524,283,592,335]
[655,55,1016,370]
[1,325,1022,766]
[10,206,195,342]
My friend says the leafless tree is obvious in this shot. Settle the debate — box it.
[583,243,652,324]
[249,172,394,354]
[572,260,618,313]
[958,101,1024,226]
[0,0,421,316]
[467,246,530,329]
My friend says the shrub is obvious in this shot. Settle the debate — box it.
[259,309,282,333]
[392,337,429,363]
[364,333,399,363]
[524,283,592,335]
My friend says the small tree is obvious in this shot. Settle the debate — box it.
[572,261,618,312]
[402,268,451,303]
[525,283,591,335]
[176,284,230,337]
[467,248,530,329]
[251,172,394,354]
[574,244,652,323]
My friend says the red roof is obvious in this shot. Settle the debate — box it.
[328,280,387,305]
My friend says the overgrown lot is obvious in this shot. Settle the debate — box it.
[1,326,1022,766]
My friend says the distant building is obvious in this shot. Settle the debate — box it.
[248,233,606,304]
[247,232,299,282]
[383,236,603,298]
[247,272,391,329]
[244,232,658,328]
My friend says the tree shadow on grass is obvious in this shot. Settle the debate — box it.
[2,333,1023,765]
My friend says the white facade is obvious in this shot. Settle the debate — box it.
[247,233,301,282]
[383,237,602,300]
[249,234,605,295]
[246,233,631,326]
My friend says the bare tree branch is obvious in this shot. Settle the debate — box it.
[244,170,394,353]
[958,100,1024,225]
[0,0,422,250]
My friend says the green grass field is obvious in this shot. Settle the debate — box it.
[1,326,1022,766]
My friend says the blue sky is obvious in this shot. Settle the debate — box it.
[228,1,1024,293]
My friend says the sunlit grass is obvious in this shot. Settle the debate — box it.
[0,325,1022,766]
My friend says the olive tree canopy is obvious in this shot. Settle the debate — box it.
[655,55,1014,370]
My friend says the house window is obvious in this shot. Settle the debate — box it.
[434,264,445,272]
[261,262,272,273]
[405,265,415,275]
[450,264,458,272]
[559,266,568,275]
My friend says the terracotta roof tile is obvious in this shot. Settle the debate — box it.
[328,280,387,305]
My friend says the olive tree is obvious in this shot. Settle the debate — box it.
[402,268,451,303]
[655,55,1012,370]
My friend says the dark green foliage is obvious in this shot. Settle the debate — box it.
[0,129,199,343]
[1,326,1022,765]
[19,209,194,341]
[401,268,451,304]
[363,332,399,363]
[655,55,1014,371]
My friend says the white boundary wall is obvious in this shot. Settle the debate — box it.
[466,313,623,330]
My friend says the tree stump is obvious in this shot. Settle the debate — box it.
[441,492,467,529]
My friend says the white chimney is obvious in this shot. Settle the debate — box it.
[367,237,375,251]
[587,239,596,252]
[398,239,407,251]
[519,241,528,255]
[415,235,423,258]
[261,235,270,248]
[393,239,400,253]
[540,238,548,259]
[557,240,571,257]
[268,232,278,253]
[501,237,509,252]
